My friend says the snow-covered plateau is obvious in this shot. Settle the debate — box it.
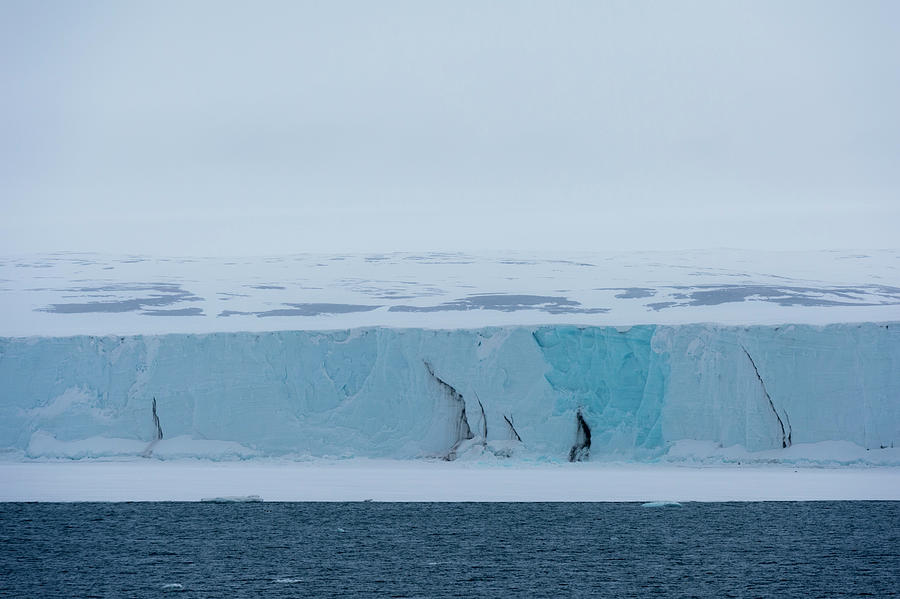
[1,251,899,500]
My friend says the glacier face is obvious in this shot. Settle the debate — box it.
[1,323,898,461]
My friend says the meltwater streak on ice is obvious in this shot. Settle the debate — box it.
[0,324,897,460]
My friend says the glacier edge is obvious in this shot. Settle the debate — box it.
[1,323,897,462]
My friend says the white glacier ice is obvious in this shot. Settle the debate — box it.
[2,251,899,500]
[1,323,897,463]
[3,250,900,337]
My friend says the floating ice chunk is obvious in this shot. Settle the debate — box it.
[641,501,683,508]
[200,495,263,503]
[274,578,302,584]
[161,583,184,591]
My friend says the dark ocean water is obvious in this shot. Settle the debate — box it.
[1,502,897,598]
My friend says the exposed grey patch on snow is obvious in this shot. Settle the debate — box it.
[647,301,679,311]
[37,283,201,314]
[3,250,899,335]
[391,294,610,314]
[68,284,190,294]
[219,303,381,317]
[657,284,900,309]
[141,308,204,317]
[259,303,381,317]
[598,287,656,299]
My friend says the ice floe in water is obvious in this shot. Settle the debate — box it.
[641,501,683,508]
[200,495,263,503]
[161,583,185,591]
[274,578,302,584]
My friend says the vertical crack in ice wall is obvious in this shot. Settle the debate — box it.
[783,410,792,447]
[152,397,164,441]
[142,397,164,457]
[741,346,790,449]
[424,360,473,459]
[474,391,488,446]
[569,409,592,462]
[503,414,522,442]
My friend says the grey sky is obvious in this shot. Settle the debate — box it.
[2,1,898,254]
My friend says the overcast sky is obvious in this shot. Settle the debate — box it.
[2,1,898,255]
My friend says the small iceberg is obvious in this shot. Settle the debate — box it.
[161,583,185,591]
[274,578,302,584]
[200,495,263,503]
[641,501,683,508]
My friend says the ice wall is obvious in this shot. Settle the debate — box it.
[1,324,897,460]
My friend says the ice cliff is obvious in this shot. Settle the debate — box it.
[1,323,897,461]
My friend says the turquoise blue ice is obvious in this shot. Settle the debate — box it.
[0,323,897,460]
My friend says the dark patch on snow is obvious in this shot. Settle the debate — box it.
[595,287,656,299]
[390,294,609,314]
[141,308,205,317]
[648,284,900,310]
[218,303,380,318]
[38,283,202,314]
[647,301,679,311]
[258,303,380,317]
